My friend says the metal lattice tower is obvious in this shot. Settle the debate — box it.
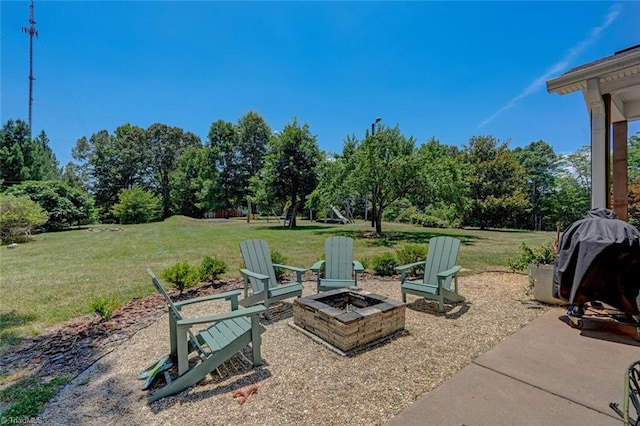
[22,0,38,137]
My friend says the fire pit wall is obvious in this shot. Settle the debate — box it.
[293,288,406,353]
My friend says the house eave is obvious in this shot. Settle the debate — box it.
[546,50,640,95]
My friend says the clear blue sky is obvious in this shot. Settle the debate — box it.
[2,1,639,167]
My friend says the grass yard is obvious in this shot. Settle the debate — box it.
[0,215,555,347]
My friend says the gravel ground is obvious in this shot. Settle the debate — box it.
[40,272,547,426]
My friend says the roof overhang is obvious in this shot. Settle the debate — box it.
[547,46,640,122]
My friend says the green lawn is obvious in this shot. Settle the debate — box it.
[0,215,554,346]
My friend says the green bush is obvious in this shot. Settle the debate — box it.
[508,242,556,272]
[199,255,228,282]
[0,194,48,244]
[271,250,287,281]
[359,257,371,271]
[371,252,398,276]
[396,244,427,276]
[111,188,162,224]
[162,262,200,293]
[90,297,120,321]
[5,181,96,231]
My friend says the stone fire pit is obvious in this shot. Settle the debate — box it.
[291,287,405,355]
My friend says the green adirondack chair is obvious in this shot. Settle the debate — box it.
[141,268,266,403]
[310,236,364,292]
[395,236,465,313]
[239,239,306,319]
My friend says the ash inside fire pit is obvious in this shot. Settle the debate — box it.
[292,288,406,354]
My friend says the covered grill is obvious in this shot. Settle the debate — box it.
[553,208,640,337]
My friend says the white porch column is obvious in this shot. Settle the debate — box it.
[586,78,608,209]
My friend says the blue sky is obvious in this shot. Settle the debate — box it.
[2,1,639,167]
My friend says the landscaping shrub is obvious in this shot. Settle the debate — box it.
[371,252,398,276]
[199,255,228,283]
[162,262,200,293]
[90,297,120,321]
[396,244,427,276]
[0,194,48,244]
[508,241,556,272]
[111,188,161,224]
[5,181,96,231]
[271,250,287,281]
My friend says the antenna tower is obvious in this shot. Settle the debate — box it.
[22,0,38,137]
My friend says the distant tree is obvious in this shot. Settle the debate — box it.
[237,111,271,220]
[0,119,59,187]
[346,124,420,233]
[629,132,640,184]
[71,124,150,222]
[256,118,321,227]
[306,148,353,218]
[561,145,591,190]
[413,138,465,221]
[0,193,49,243]
[147,123,201,218]
[111,187,161,224]
[5,180,96,231]
[170,146,218,217]
[207,120,241,217]
[629,176,640,228]
[513,140,559,230]
[458,136,528,229]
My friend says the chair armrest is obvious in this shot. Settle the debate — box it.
[310,260,325,272]
[176,305,266,328]
[240,269,270,281]
[174,290,241,309]
[395,261,426,281]
[272,264,307,274]
[353,261,364,273]
[437,265,462,279]
[395,261,426,272]
[272,264,307,283]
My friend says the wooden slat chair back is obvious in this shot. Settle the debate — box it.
[142,268,266,403]
[395,236,465,312]
[311,236,364,292]
[239,239,305,319]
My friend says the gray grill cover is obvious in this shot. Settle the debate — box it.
[552,208,640,314]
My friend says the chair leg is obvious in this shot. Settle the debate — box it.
[263,299,270,320]
[438,293,444,313]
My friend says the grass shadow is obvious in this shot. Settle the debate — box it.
[313,229,483,248]
[0,311,38,348]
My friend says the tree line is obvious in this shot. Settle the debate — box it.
[2,114,640,241]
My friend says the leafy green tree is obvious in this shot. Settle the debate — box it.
[0,193,48,243]
[561,145,591,190]
[207,120,241,217]
[629,176,640,228]
[629,132,640,184]
[111,187,161,224]
[170,147,218,217]
[346,125,420,233]
[513,140,559,230]
[256,118,321,227]
[413,138,465,225]
[147,123,201,218]
[306,149,353,217]
[71,124,150,222]
[5,181,96,231]
[458,135,528,229]
[0,120,59,187]
[546,175,590,229]
[237,111,271,220]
